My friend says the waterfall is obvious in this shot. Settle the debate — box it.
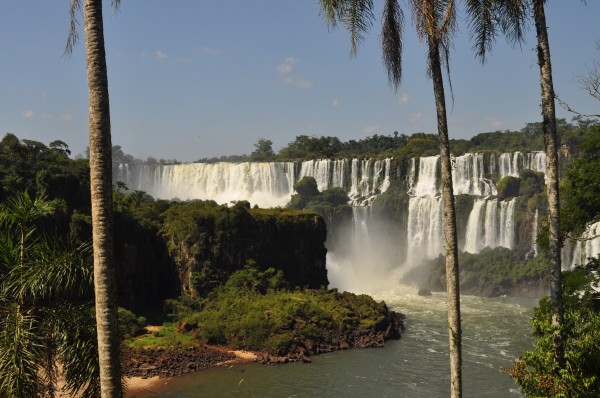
[463,198,516,253]
[498,151,547,179]
[352,206,370,246]
[115,158,393,208]
[299,159,349,192]
[452,153,496,196]
[411,156,439,197]
[563,221,600,269]
[527,209,539,258]
[406,196,443,262]
[464,199,485,253]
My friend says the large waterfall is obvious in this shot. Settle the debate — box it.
[116,158,392,208]
[115,151,556,285]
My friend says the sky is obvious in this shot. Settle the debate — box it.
[1,1,599,162]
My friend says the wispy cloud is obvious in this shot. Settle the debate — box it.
[398,92,412,105]
[410,112,427,124]
[22,109,72,121]
[363,124,380,134]
[332,99,341,108]
[199,45,222,55]
[278,57,313,89]
[155,50,167,61]
[485,117,503,129]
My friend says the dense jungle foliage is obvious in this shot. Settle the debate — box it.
[504,257,600,397]
[185,118,592,164]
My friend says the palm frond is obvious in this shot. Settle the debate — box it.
[0,304,43,398]
[497,0,529,48]
[381,0,404,91]
[4,239,93,301]
[343,0,375,56]
[65,0,121,56]
[320,0,375,56]
[465,0,498,62]
[320,0,344,28]
[46,302,100,398]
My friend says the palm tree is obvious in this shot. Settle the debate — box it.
[66,0,123,395]
[320,1,463,396]
[0,193,99,397]
[531,0,564,367]
[464,0,564,368]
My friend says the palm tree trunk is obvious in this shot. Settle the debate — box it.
[83,0,122,396]
[428,37,462,398]
[533,0,564,368]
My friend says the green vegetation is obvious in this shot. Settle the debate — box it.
[561,124,600,235]
[505,257,600,397]
[497,176,521,199]
[161,199,328,297]
[149,266,395,355]
[423,248,550,297]
[0,193,100,397]
[127,323,195,349]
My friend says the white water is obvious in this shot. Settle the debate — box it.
[462,199,517,254]
[562,221,600,269]
[116,152,546,270]
[116,158,393,208]
[406,197,444,262]
[453,153,496,196]
[498,151,546,179]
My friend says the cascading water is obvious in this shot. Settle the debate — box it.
[527,209,539,259]
[410,156,439,197]
[497,151,547,179]
[115,150,553,289]
[562,221,600,269]
[452,153,496,196]
[406,196,443,262]
[115,158,393,208]
[463,198,516,254]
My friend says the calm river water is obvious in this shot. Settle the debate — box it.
[131,287,537,398]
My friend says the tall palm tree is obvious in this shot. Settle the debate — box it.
[531,0,564,367]
[464,0,564,368]
[320,1,463,396]
[66,0,123,395]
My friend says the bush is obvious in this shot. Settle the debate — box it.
[505,257,600,397]
[497,176,521,199]
[118,307,147,338]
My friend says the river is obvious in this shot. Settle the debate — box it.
[130,287,537,398]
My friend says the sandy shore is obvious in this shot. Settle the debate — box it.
[124,349,258,397]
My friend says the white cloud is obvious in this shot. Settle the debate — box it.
[199,46,222,55]
[155,50,167,61]
[332,99,341,108]
[398,92,412,105]
[22,109,34,118]
[59,113,73,121]
[39,112,73,122]
[410,112,427,124]
[278,57,313,89]
[363,124,380,134]
[282,76,314,89]
[485,117,503,129]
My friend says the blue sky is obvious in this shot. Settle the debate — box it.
[1,1,599,162]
